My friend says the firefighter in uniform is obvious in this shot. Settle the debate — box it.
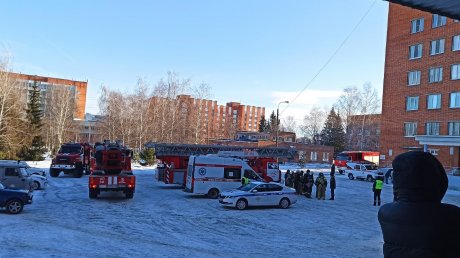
[373,175,384,206]
[315,172,327,200]
[305,170,314,198]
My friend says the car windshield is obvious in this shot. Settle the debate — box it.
[237,183,257,191]
[0,183,4,190]
[336,155,348,161]
[59,146,81,154]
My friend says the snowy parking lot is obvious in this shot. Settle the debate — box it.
[1,161,460,257]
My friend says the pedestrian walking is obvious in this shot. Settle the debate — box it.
[315,172,327,200]
[329,172,336,200]
[373,175,384,206]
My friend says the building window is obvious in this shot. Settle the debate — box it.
[408,70,421,85]
[448,122,460,136]
[427,94,441,109]
[429,67,443,83]
[411,18,424,33]
[453,35,460,51]
[322,152,329,162]
[450,92,460,108]
[430,39,445,55]
[428,149,439,156]
[426,122,440,135]
[404,122,417,137]
[409,44,423,59]
[310,152,317,161]
[452,64,460,80]
[432,14,447,28]
[406,96,419,111]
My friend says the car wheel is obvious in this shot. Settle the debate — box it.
[367,175,373,182]
[31,181,40,190]
[207,188,219,199]
[50,168,59,177]
[89,189,99,199]
[348,173,354,180]
[125,190,134,199]
[73,168,84,178]
[279,198,290,209]
[236,199,248,210]
[6,199,24,214]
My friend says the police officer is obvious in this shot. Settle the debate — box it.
[241,176,250,185]
[373,175,384,206]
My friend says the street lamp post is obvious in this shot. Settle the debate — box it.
[276,101,289,147]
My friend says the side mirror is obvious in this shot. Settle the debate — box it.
[251,190,258,193]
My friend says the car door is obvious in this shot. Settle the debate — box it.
[250,185,267,206]
[4,167,24,189]
[265,184,283,206]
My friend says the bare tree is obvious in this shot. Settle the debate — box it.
[0,58,28,157]
[300,106,327,144]
[44,85,77,152]
[282,116,297,133]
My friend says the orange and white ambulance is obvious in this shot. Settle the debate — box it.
[184,155,262,199]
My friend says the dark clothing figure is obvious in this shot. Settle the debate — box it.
[331,164,336,175]
[384,169,393,184]
[294,172,302,195]
[373,178,383,206]
[305,171,314,198]
[329,173,336,200]
[315,172,327,200]
[301,172,308,194]
[285,170,291,187]
[378,151,460,258]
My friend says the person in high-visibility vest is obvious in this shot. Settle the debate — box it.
[241,176,250,185]
[373,175,384,206]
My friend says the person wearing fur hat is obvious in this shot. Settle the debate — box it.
[378,151,460,258]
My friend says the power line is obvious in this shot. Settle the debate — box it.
[280,0,378,115]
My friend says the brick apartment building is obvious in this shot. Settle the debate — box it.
[10,72,87,120]
[380,3,460,169]
[175,95,265,140]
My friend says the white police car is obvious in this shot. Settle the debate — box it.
[218,181,297,210]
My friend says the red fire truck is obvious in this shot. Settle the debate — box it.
[50,143,93,178]
[88,141,135,199]
[147,143,296,186]
[334,151,379,174]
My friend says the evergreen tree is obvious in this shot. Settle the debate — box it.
[140,148,156,166]
[258,116,268,133]
[19,82,46,161]
[320,108,345,153]
[269,111,279,133]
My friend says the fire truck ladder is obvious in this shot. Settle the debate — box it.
[144,142,297,159]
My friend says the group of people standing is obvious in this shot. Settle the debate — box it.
[284,165,336,200]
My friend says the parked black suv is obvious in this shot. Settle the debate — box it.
[0,183,33,214]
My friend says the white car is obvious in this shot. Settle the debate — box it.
[347,163,383,182]
[218,182,297,210]
[26,171,48,190]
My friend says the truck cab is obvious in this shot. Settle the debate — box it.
[346,163,382,182]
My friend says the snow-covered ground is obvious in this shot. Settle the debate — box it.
[0,161,459,257]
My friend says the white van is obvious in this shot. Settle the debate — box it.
[184,155,262,198]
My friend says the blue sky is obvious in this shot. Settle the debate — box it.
[0,0,388,123]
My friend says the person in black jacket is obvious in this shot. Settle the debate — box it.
[378,151,460,258]
[329,172,336,200]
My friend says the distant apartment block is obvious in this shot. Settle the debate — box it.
[10,72,87,120]
[76,113,103,144]
[174,95,265,140]
[380,4,460,169]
